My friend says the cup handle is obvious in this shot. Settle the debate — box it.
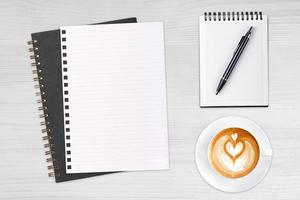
[261,148,272,156]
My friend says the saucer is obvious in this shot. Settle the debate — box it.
[195,116,272,192]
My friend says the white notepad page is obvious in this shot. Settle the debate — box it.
[199,12,268,107]
[60,22,169,173]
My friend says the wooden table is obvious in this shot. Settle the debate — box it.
[1,0,300,199]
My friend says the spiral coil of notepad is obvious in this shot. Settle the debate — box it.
[204,11,263,21]
[28,40,58,177]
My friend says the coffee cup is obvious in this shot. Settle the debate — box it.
[195,116,272,192]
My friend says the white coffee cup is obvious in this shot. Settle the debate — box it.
[195,116,272,192]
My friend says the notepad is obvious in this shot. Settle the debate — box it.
[28,18,137,182]
[60,22,169,173]
[199,12,268,107]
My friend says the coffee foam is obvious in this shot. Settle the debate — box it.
[208,128,260,179]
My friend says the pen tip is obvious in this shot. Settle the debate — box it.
[216,91,219,95]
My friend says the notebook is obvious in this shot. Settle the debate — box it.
[28,17,137,182]
[60,22,169,173]
[199,11,268,107]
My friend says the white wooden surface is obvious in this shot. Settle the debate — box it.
[1,0,300,199]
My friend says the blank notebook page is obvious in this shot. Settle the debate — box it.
[199,12,268,107]
[60,22,169,173]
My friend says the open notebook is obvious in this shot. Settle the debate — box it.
[60,22,169,173]
[28,18,136,182]
[199,11,268,107]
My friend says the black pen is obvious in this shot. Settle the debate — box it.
[216,27,253,95]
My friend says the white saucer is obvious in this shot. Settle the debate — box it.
[195,116,272,192]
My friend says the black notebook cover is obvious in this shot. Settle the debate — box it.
[29,17,137,182]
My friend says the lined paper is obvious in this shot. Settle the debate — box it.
[199,14,269,107]
[60,22,169,173]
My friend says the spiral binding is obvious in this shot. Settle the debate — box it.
[28,39,58,177]
[204,11,263,21]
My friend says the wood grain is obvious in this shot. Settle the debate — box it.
[0,0,300,199]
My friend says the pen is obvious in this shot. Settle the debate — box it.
[216,26,253,95]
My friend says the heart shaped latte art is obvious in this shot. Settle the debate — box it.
[225,140,244,159]
[208,128,260,179]
[231,133,238,141]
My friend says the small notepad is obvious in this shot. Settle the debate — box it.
[60,22,169,173]
[199,12,268,107]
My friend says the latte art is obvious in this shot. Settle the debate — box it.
[208,128,260,178]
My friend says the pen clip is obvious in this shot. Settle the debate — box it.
[234,36,245,55]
